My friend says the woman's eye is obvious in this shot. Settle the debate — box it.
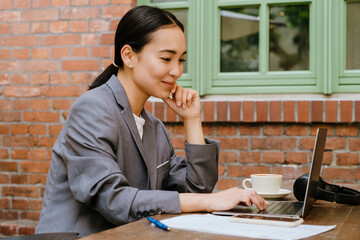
[179,59,186,63]
[161,58,171,62]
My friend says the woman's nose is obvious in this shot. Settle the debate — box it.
[169,63,183,78]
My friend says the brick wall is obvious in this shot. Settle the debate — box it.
[0,0,359,238]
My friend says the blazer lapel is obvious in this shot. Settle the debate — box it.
[106,75,158,189]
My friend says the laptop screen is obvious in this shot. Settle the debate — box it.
[301,128,327,218]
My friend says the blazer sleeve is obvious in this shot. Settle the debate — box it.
[165,138,220,193]
[60,93,180,225]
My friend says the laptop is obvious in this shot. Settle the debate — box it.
[213,128,327,219]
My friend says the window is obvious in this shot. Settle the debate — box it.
[138,0,360,95]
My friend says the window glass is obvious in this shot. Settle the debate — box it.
[346,1,360,70]
[269,5,310,71]
[220,7,260,72]
[167,9,188,73]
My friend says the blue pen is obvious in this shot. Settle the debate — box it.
[147,217,170,231]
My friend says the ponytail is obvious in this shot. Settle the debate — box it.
[89,63,118,90]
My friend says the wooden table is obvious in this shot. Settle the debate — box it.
[80,185,360,240]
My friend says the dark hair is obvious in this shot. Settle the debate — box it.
[89,6,184,90]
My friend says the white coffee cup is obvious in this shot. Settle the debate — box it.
[242,174,282,193]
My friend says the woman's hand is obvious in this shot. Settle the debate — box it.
[179,187,269,213]
[162,83,201,121]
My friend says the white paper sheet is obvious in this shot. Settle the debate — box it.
[161,214,336,240]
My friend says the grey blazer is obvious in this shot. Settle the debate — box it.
[36,75,219,237]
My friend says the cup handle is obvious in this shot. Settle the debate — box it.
[242,178,252,190]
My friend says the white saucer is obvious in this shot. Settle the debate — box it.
[255,189,292,199]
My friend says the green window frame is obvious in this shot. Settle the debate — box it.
[138,0,360,95]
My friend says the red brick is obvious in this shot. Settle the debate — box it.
[43,86,80,97]
[22,9,58,21]
[0,161,17,171]
[49,125,63,136]
[218,165,225,176]
[52,0,70,6]
[4,86,41,98]
[0,174,10,183]
[285,125,307,136]
[101,33,114,45]
[14,0,31,8]
[322,152,333,165]
[91,0,110,5]
[336,125,358,136]
[0,100,11,111]
[311,101,323,122]
[0,149,9,159]
[273,166,309,179]
[50,21,68,33]
[23,60,59,72]
[229,101,240,122]
[336,153,359,165]
[171,137,185,149]
[102,5,131,18]
[29,175,47,185]
[0,11,20,22]
[228,165,271,177]
[215,137,248,149]
[263,125,283,135]
[240,152,261,163]
[30,199,43,210]
[0,0,12,9]
[216,125,237,136]
[71,73,90,84]
[349,139,360,151]
[154,102,165,121]
[72,0,90,5]
[31,73,49,85]
[355,101,360,122]
[11,174,28,184]
[251,137,296,150]
[0,211,19,221]
[0,61,21,71]
[269,101,281,122]
[69,20,88,32]
[239,125,260,135]
[12,48,31,59]
[11,23,29,34]
[2,186,39,198]
[31,22,48,33]
[14,99,31,110]
[92,46,111,57]
[11,124,28,135]
[299,137,315,150]
[0,112,21,122]
[62,60,98,71]
[0,198,10,209]
[52,47,70,59]
[3,137,38,147]
[165,104,177,122]
[53,99,71,110]
[340,101,352,122]
[61,7,99,19]
[284,101,295,122]
[29,149,48,161]
[0,73,10,85]
[71,47,89,57]
[172,125,184,135]
[23,112,60,122]
[0,23,10,34]
[33,0,50,8]
[12,74,30,84]
[203,101,214,122]
[325,138,346,150]
[262,152,284,163]
[219,151,238,163]
[43,35,79,46]
[81,34,98,45]
[256,101,267,122]
[0,49,10,59]
[11,149,28,159]
[216,101,228,122]
[243,101,254,122]
[90,20,108,32]
[325,101,338,122]
[323,168,360,180]
[18,225,36,235]
[32,99,51,110]
[21,161,51,173]
[298,101,310,122]
[12,199,29,210]
[216,178,237,190]
[20,211,40,221]
[286,152,307,164]
[29,125,47,135]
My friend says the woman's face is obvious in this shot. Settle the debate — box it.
[131,26,186,100]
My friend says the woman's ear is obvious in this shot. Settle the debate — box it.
[120,45,135,69]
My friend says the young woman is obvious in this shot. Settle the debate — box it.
[36,6,267,237]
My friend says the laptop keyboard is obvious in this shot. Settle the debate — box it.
[258,201,304,215]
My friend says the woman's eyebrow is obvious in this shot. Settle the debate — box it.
[159,49,187,55]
